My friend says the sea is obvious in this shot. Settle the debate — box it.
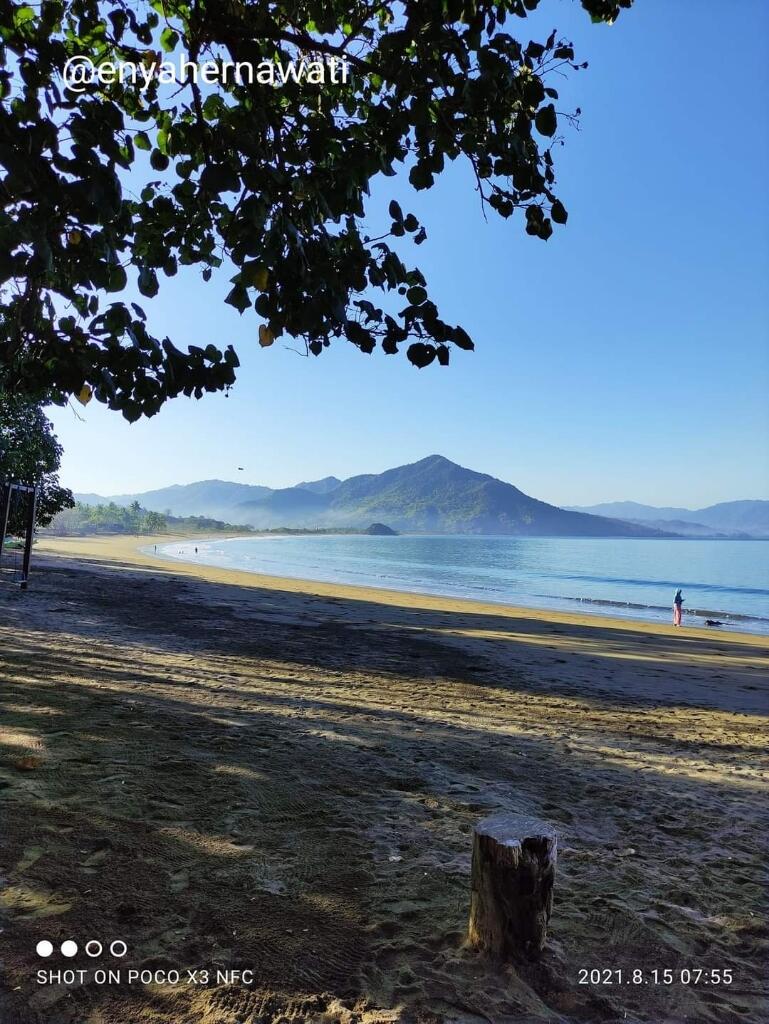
[155,535,769,635]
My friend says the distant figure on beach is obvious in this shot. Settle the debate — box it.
[195,547,198,555]
[673,588,684,626]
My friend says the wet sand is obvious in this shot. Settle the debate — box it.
[0,535,767,1024]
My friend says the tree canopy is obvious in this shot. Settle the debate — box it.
[0,393,74,527]
[45,499,258,535]
[46,499,168,534]
[1,0,631,420]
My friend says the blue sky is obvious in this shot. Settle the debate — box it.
[49,0,769,508]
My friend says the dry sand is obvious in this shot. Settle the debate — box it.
[0,534,767,1024]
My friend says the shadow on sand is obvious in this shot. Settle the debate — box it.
[0,555,766,1024]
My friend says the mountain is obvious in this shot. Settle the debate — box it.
[307,456,666,535]
[624,519,747,539]
[74,480,273,521]
[80,455,663,536]
[691,500,769,535]
[234,486,329,525]
[567,499,769,537]
[566,501,690,522]
[74,476,342,517]
[74,457,762,537]
[73,492,111,507]
[294,476,342,494]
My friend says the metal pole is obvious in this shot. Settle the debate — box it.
[20,485,37,589]
[0,481,11,571]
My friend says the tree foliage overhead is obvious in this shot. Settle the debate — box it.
[0,393,74,527]
[0,0,631,420]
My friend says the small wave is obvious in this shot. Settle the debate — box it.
[542,573,769,598]
[152,537,769,635]
[551,594,768,624]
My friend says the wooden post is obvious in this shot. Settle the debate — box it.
[468,813,557,961]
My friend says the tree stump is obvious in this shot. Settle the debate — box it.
[467,813,557,961]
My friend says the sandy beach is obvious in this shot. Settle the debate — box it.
[1,534,767,1024]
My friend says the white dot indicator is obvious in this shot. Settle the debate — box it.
[36,940,54,958]
[85,940,103,957]
[110,939,127,958]
[61,940,78,958]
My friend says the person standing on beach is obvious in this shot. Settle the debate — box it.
[673,588,684,626]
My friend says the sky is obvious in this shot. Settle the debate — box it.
[48,0,769,509]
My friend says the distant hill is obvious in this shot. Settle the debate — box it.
[566,501,690,521]
[72,492,111,507]
[75,457,764,537]
[567,499,769,538]
[78,456,670,537]
[363,522,398,536]
[312,456,666,535]
[75,480,272,521]
[234,486,329,525]
[624,518,750,539]
[295,476,342,494]
[73,476,341,516]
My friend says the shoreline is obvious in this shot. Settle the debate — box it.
[157,548,767,635]
[36,533,768,645]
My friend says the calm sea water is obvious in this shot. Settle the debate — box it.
[156,535,769,634]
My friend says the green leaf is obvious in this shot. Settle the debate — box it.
[243,261,269,289]
[14,6,35,28]
[200,163,240,193]
[160,27,179,52]
[225,285,250,314]
[138,267,159,297]
[106,266,127,292]
[150,150,170,171]
[202,94,225,119]
[0,0,622,420]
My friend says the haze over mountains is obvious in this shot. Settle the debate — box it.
[74,455,769,538]
[566,500,769,538]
